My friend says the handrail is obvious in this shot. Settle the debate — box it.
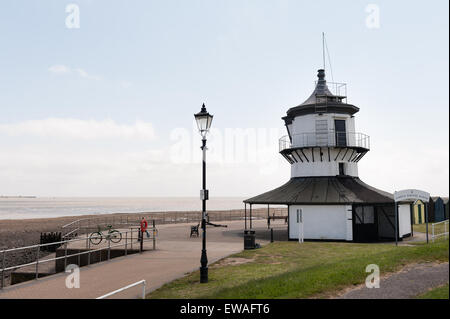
[431,219,449,243]
[1,227,157,289]
[279,131,370,152]
[60,209,271,239]
[431,219,449,226]
[62,218,88,229]
[96,280,147,299]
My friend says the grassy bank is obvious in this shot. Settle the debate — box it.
[147,239,449,299]
[417,283,449,299]
[413,222,448,235]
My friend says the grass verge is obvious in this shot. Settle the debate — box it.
[147,239,449,299]
[416,283,449,299]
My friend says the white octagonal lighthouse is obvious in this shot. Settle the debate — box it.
[245,69,410,243]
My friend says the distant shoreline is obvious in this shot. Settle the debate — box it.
[0,196,36,199]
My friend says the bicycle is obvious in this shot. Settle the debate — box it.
[89,225,122,245]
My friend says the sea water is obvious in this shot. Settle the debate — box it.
[0,197,246,220]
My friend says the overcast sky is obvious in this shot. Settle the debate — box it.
[0,0,448,197]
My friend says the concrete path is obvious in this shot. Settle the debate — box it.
[338,262,449,299]
[0,220,270,299]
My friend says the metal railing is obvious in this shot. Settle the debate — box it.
[0,227,156,290]
[314,81,347,100]
[97,279,147,299]
[279,131,370,152]
[1,209,284,289]
[431,220,449,242]
[62,215,137,239]
[61,209,282,239]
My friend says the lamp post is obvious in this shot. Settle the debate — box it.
[194,103,213,283]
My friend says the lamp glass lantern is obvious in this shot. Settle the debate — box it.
[194,104,213,137]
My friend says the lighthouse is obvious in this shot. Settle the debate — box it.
[245,69,412,242]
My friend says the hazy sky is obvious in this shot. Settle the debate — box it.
[0,0,448,197]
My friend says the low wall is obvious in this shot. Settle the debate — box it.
[54,248,140,272]
[10,271,53,285]
[9,247,141,286]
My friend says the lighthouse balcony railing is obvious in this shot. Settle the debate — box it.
[279,131,370,152]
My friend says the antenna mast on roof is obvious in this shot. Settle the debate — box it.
[322,32,335,83]
[322,32,326,71]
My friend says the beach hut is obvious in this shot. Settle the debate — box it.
[444,198,449,220]
[244,69,402,243]
[431,197,447,222]
[410,200,426,224]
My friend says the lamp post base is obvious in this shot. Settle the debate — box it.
[200,266,208,283]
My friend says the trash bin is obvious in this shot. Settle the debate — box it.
[244,230,256,250]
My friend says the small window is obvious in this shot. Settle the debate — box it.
[354,206,375,224]
[339,163,345,176]
[296,209,300,223]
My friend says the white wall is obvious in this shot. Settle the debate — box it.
[398,204,412,237]
[289,205,352,241]
[289,113,354,137]
[291,148,359,177]
[287,112,360,178]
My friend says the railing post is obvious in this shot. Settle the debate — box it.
[432,223,435,243]
[142,280,147,299]
[445,221,448,239]
[125,231,128,256]
[88,238,91,266]
[35,245,40,279]
[108,238,111,260]
[153,220,156,250]
[64,241,68,270]
[2,250,6,289]
[130,229,133,250]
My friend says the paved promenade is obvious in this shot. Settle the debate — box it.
[0,219,270,299]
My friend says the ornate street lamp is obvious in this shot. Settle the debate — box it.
[194,103,213,283]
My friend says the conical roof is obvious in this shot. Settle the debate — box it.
[300,69,335,106]
[283,69,359,121]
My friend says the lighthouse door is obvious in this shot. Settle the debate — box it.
[353,205,378,242]
[334,120,347,147]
